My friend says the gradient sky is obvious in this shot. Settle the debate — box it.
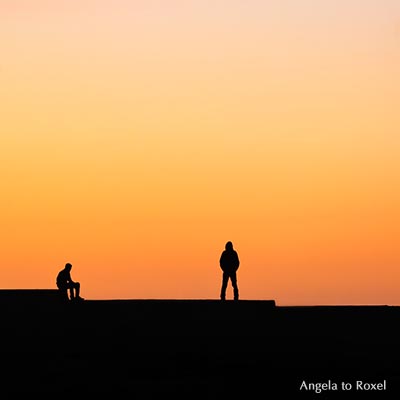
[1,1,399,304]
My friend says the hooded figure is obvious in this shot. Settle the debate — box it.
[219,241,240,300]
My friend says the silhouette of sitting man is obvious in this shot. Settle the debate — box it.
[219,241,240,301]
[56,263,84,301]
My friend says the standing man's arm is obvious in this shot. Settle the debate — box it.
[220,252,225,271]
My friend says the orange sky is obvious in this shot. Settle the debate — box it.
[1,1,399,304]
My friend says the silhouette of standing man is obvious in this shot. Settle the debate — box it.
[219,241,240,301]
[56,263,84,301]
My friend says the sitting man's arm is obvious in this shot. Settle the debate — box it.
[66,271,74,284]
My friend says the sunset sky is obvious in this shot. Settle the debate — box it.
[1,1,399,305]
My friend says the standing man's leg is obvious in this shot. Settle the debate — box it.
[220,272,229,300]
[230,272,239,301]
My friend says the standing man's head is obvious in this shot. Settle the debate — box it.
[65,263,72,271]
[225,241,233,251]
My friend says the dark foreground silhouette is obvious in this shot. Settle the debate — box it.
[0,294,399,397]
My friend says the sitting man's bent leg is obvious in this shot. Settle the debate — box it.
[74,282,81,298]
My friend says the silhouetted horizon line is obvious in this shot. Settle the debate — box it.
[0,289,398,307]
